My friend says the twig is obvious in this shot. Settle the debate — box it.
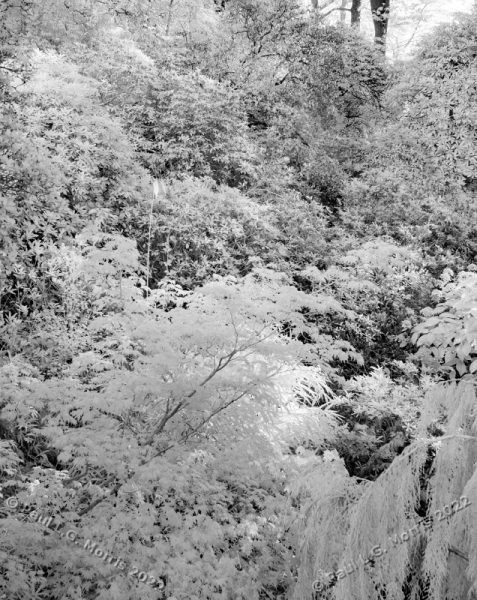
[448,545,469,561]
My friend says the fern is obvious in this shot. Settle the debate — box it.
[294,381,477,600]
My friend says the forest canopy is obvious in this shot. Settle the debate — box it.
[1,1,477,600]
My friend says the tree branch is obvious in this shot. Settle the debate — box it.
[448,545,469,561]
[322,7,351,17]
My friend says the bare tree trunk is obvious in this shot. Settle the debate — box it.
[340,0,347,23]
[351,0,361,27]
[370,0,390,49]
[165,0,174,35]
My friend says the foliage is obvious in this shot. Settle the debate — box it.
[1,227,339,599]
[136,69,258,185]
[342,12,477,269]
[296,240,434,378]
[402,16,477,185]
[136,177,275,286]
[2,1,477,599]
[412,269,477,378]
[0,48,148,324]
[295,381,477,600]
[327,366,428,479]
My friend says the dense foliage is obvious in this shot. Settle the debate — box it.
[1,1,477,599]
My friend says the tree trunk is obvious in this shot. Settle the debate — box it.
[165,0,174,34]
[351,0,361,27]
[370,0,390,49]
[340,0,347,23]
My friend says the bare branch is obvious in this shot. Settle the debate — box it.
[449,545,469,561]
[322,6,351,18]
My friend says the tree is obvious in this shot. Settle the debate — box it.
[2,0,477,598]
[370,0,390,47]
[0,226,339,600]
[318,0,390,48]
[351,0,362,26]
